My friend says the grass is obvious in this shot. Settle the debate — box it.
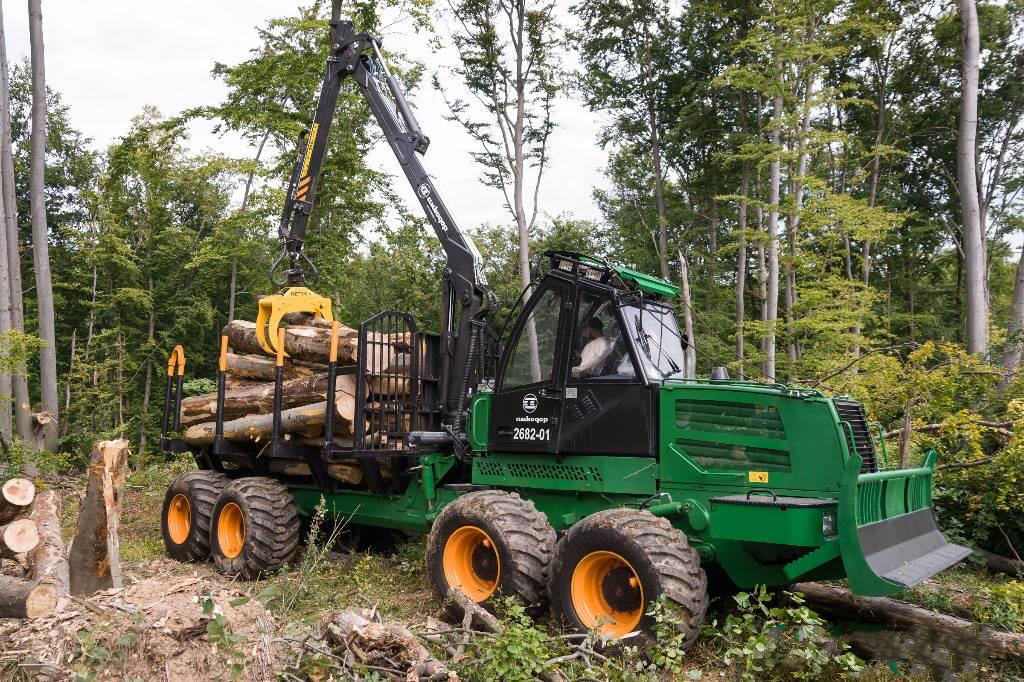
[903,564,1024,633]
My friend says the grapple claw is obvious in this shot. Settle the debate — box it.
[255,287,334,355]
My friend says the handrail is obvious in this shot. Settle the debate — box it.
[869,422,890,470]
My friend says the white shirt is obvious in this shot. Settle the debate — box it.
[573,336,611,376]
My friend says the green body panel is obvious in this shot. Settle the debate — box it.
[613,266,679,297]
[469,393,491,452]
[472,454,657,495]
[280,379,952,599]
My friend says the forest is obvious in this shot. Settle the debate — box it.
[0,0,1022,678]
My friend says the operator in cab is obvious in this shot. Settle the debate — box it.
[572,318,611,377]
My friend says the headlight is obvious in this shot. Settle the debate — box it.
[822,511,837,537]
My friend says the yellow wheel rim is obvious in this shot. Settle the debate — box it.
[217,502,245,559]
[442,526,500,601]
[570,551,644,637]
[167,494,191,545]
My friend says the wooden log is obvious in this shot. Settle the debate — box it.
[224,353,318,382]
[0,478,35,524]
[446,587,503,633]
[224,320,359,364]
[179,372,361,426]
[368,375,411,397]
[183,396,357,446]
[28,489,69,597]
[0,574,56,618]
[69,440,129,596]
[326,608,453,680]
[0,518,39,559]
[265,459,364,485]
[977,549,1024,576]
[792,582,1024,660]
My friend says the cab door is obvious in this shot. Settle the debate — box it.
[489,280,571,453]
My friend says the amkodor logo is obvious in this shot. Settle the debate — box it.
[522,393,538,414]
[418,182,430,197]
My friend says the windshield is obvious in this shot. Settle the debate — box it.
[620,304,686,379]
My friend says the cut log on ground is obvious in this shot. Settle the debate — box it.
[0,478,35,524]
[224,353,320,382]
[446,587,503,633]
[326,608,453,680]
[792,581,1024,660]
[179,372,361,426]
[183,398,357,446]
[224,320,359,364]
[0,574,56,618]
[69,440,129,596]
[0,518,39,559]
[977,549,1024,576]
[28,490,69,598]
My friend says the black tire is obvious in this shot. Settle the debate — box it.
[549,508,708,647]
[426,490,555,614]
[161,470,229,562]
[210,477,301,579]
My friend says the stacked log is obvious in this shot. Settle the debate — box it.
[178,319,415,467]
[0,477,59,619]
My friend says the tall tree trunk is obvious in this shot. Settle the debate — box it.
[228,129,271,324]
[0,167,10,439]
[649,94,668,280]
[28,0,58,448]
[138,274,156,458]
[0,1,30,444]
[999,246,1024,394]
[764,94,783,380]
[736,162,749,380]
[959,0,987,355]
[785,78,815,369]
[678,252,696,378]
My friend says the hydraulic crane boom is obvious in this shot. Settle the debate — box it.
[274,16,494,428]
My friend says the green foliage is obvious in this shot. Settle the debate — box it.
[200,595,249,679]
[182,377,216,396]
[457,597,558,681]
[702,585,863,681]
[646,596,688,673]
[978,581,1024,633]
[70,613,146,682]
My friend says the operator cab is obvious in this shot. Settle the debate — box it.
[489,252,687,458]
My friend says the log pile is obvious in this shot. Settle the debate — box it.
[1,439,130,620]
[178,319,415,455]
[0,477,59,619]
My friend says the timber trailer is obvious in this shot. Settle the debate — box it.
[158,13,970,644]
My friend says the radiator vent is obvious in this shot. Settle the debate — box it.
[674,399,791,472]
[833,399,877,473]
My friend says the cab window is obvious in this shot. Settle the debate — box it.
[571,291,634,379]
[501,287,563,389]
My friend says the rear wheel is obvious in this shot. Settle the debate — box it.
[161,470,228,562]
[210,477,300,579]
[549,508,708,646]
[426,490,555,614]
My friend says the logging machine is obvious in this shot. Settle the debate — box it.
[158,13,969,644]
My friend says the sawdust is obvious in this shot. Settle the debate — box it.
[0,559,285,681]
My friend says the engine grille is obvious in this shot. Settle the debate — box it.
[833,399,878,473]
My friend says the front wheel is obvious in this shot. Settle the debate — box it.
[426,490,555,614]
[210,477,301,579]
[549,508,708,645]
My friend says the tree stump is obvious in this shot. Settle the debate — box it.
[69,440,129,596]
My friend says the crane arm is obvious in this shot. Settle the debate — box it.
[276,17,494,423]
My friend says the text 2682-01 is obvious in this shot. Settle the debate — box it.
[513,427,550,441]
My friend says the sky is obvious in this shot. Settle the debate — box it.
[1,0,609,234]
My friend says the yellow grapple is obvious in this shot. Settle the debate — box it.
[255,287,334,355]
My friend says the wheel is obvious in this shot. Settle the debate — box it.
[161,470,228,562]
[549,508,708,645]
[426,490,555,613]
[210,477,301,579]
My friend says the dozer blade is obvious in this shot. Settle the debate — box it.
[255,287,334,355]
[838,451,970,597]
